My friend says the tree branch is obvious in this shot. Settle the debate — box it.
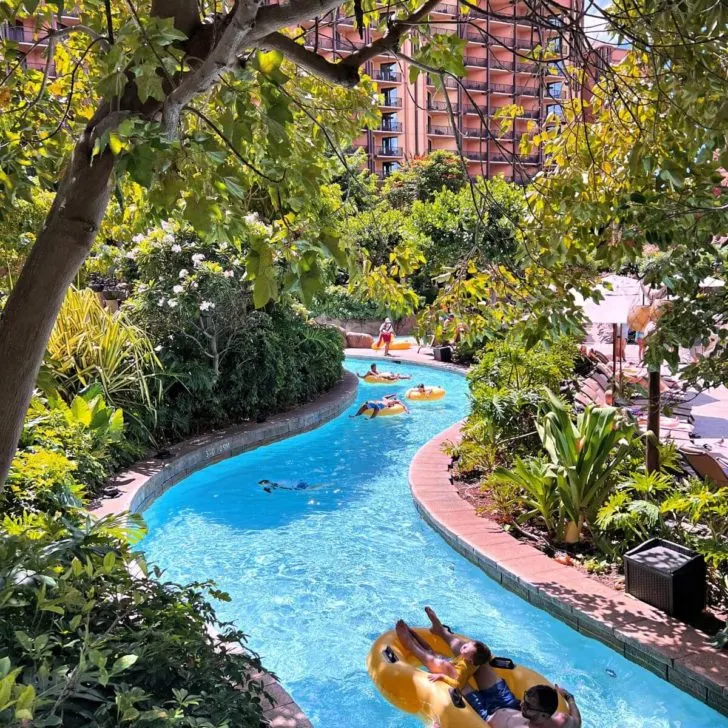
[260,0,441,86]
[260,32,360,86]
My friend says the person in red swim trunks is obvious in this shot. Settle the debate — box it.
[377,317,395,356]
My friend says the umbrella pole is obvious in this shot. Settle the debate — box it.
[646,369,661,472]
[612,324,618,390]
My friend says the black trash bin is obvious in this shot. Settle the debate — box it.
[624,538,705,620]
[433,345,452,363]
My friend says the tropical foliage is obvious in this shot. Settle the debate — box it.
[0,513,266,727]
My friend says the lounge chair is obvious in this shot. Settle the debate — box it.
[680,447,728,488]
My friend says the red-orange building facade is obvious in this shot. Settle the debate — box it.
[1,1,624,183]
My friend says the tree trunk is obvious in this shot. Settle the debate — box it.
[0,134,116,489]
[646,368,661,473]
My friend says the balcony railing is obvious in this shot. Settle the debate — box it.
[463,56,488,68]
[335,33,366,49]
[462,128,487,138]
[428,125,455,136]
[490,153,514,163]
[462,79,487,91]
[427,100,459,112]
[373,70,402,82]
[521,155,540,164]
[427,75,458,88]
[5,26,46,44]
[377,121,403,132]
[376,147,403,157]
[380,96,401,108]
[303,33,334,50]
[516,86,539,96]
[490,83,514,94]
[463,104,487,115]
[464,151,488,162]
[517,109,541,119]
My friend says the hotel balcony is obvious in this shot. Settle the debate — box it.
[427,100,459,112]
[464,150,489,162]
[521,155,540,164]
[464,56,488,68]
[372,70,402,83]
[462,79,487,92]
[432,3,457,14]
[375,120,403,132]
[463,104,487,116]
[376,147,403,158]
[380,97,402,108]
[303,33,334,50]
[517,109,541,119]
[427,75,458,88]
[4,25,48,45]
[335,33,366,50]
[428,125,456,136]
[490,153,514,163]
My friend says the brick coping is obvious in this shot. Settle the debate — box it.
[93,370,359,728]
[409,423,728,717]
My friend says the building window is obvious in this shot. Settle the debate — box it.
[381,113,398,131]
[547,82,563,100]
[546,103,563,117]
[382,89,398,107]
[382,162,400,177]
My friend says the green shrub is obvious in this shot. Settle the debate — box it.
[127,228,344,438]
[5,388,129,515]
[454,335,578,472]
[0,513,266,727]
[309,284,383,320]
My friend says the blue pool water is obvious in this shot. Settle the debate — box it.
[142,358,726,728]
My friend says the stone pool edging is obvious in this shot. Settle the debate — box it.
[93,370,358,728]
[94,370,358,519]
[409,422,728,717]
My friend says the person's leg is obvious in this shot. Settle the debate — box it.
[425,606,466,656]
[395,620,452,675]
[350,404,367,418]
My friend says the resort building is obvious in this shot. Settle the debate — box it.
[2,1,625,182]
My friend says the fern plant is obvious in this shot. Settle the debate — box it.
[596,471,672,548]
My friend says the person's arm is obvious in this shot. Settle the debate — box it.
[556,686,581,728]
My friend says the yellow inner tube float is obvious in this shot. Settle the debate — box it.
[367,628,569,727]
[363,374,402,384]
[406,387,445,401]
[361,403,406,417]
[371,340,412,351]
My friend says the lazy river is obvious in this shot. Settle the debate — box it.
[141,357,726,728]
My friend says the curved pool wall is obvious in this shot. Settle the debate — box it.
[140,358,727,728]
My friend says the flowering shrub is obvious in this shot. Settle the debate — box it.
[126,224,343,437]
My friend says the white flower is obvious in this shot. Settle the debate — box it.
[158,297,165,307]
[223,269,234,278]
[200,300,215,311]
[161,220,173,232]
[179,268,189,279]
[191,281,198,289]
[191,253,206,267]
[167,299,178,308]
[125,250,137,260]
[162,234,174,244]
[171,244,182,253]
[173,284,184,294]
[154,345,162,352]
[244,212,259,224]
[132,234,144,244]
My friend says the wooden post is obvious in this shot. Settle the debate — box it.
[646,369,661,473]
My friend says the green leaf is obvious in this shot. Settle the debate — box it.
[253,276,272,308]
[103,552,116,572]
[15,683,35,715]
[112,654,138,674]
